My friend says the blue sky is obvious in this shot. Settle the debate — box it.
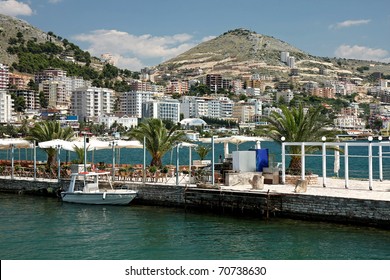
[1,0,389,71]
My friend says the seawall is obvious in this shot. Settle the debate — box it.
[1,178,389,229]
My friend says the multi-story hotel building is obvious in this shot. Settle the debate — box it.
[0,64,9,90]
[0,90,13,123]
[119,91,154,118]
[142,99,180,123]
[71,87,114,122]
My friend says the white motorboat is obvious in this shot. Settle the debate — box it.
[60,171,138,205]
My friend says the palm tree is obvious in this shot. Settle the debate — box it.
[27,121,74,167]
[127,118,186,167]
[262,104,337,174]
[195,145,211,160]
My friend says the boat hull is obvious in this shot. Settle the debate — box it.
[61,190,137,205]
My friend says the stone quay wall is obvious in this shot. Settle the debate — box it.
[1,178,389,229]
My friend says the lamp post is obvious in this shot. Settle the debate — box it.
[109,140,118,182]
[281,136,286,184]
[33,140,37,181]
[10,144,15,180]
[368,136,373,190]
[378,136,383,182]
[211,136,216,186]
[322,136,327,188]
[56,144,62,182]
[176,143,181,186]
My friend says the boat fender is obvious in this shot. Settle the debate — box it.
[103,192,107,200]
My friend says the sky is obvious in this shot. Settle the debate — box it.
[0,0,389,71]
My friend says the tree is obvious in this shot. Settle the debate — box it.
[195,145,211,160]
[127,118,187,167]
[261,104,337,174]
[27,121,74,168]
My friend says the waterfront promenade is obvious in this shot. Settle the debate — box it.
[2,172,390,202]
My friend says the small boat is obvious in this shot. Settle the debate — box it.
[60,171,138,205]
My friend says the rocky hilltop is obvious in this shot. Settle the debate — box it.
[0,14,63,66]
[157,28,390,80]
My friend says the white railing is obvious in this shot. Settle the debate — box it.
[281,140,390,190]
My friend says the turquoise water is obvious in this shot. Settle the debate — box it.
[0,192,389,260]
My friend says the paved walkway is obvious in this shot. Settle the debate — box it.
[217,177,390,202]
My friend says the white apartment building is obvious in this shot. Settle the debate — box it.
[334,115,365,130]
[276,90,294,103]
[288,56,295,68]
[281,51,289,63]
[0,90,13,123]
[71,87,114,122]
[195,99,208,117]
[120,91,154,118]
[219,97,234,118]
[208,99,221,118]
[98,114,138,129]
[0,64,9,90]
[142,99,180,123]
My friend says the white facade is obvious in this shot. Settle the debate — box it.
[288,56,295,68]
[0,90,13,123]
[334,115,365,129]
[98,114,138,129]
[71,87,114,122]
[120,91,154,118]
[0,64,9,90]
[142,99,180,123]
[281,51,289,63]
[208,99,221,118]
[219,98,234,118]
[276,90,294,103]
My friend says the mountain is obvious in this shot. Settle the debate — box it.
[0,14,61,66]
[157,28,390,79]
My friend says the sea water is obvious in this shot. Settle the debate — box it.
[0,192,389,260]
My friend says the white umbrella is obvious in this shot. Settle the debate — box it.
[116,140,143,149]
[0,138,32,149]
[38,139,74,150]
[0,138,33,179]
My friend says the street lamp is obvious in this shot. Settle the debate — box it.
[368,136,373,190]
[321,136,326,187]
[378,136,383,181]
[109,140,118,181]
[281,136,286,184]
[56,144,62,182]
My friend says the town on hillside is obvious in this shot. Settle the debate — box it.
[0,27,390,139]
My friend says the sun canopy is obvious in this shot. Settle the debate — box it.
[0,138,33,149]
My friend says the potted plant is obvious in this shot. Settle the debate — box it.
[70,145,90,174]
[194,145,212,165]
[148,165,157,174]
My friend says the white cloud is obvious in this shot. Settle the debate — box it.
[201,35,216,42]
[329,19,371,29]
[72,29,196,70]
[0,0,33,16]
[335,44,390,62]
[48,0,62,3]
